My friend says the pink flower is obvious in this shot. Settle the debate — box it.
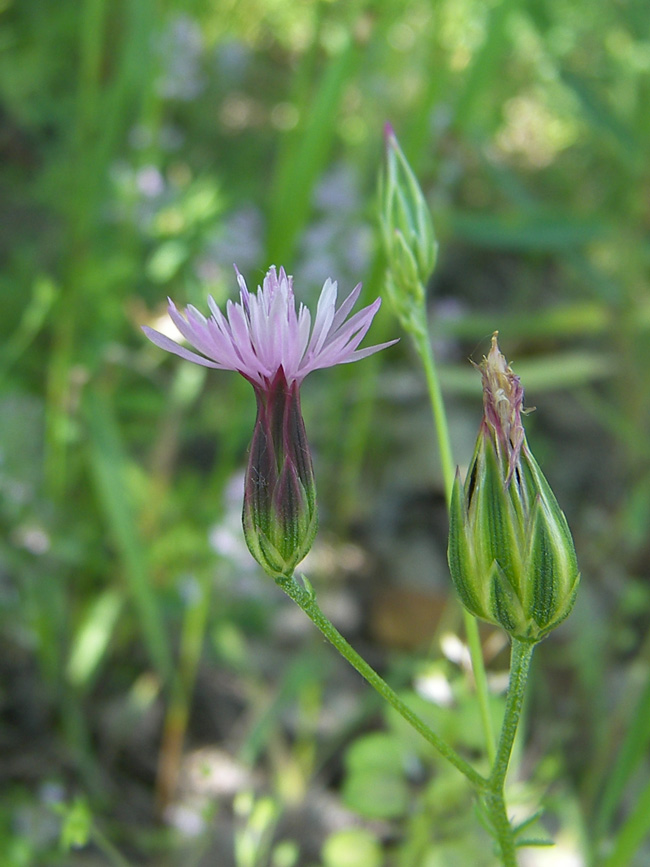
[143,265,397,580]
[142,265,397,388]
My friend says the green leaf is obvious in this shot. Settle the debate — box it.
[449,209,608,251]
[60,798,92,851]
[342,768,410,820]
[66,588,124,689]
[342,732,410,820]
[85,389,172,682]
[146,240,189,283]
[322,829,382,867]
[601,774,650,867]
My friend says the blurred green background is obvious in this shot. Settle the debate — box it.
[2,0,650,864]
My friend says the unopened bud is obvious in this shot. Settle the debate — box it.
[447,335,580,643]
[380,124,438,328]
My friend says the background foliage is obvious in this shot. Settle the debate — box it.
[1,0,650,864]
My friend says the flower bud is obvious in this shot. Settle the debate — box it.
[379,124,437,330]
[447,335,580,643]
[243,369,318,581]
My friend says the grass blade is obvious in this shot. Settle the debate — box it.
[85,387,172,682]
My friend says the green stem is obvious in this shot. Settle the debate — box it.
[490,640,534,790]
[484,639,535,866]
[413,326,496,763]
[483,791,519,867]
[414,329,455,498]
[91,824,133,867]
[281,575,487,790]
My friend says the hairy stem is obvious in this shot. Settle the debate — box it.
[490,640,534,791]
[484,639,535,865]
[280,574,487,790]
[484,791,519,867]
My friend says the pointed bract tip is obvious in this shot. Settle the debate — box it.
[383,121,396,144]
[477,332,525,483]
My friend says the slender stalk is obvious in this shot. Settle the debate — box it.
[414,328,496,763]
[280,575,487,790]
[414,330,455,499]
[91,823,133,867]
[483,639,535,866]
[483,791,519,867]
[490,640,534,790]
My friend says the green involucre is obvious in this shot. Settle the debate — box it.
[447,433,580,643]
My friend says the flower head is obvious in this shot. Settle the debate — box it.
[142,265,397,389]
[143,265,397,580]
[448,334,580,643]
